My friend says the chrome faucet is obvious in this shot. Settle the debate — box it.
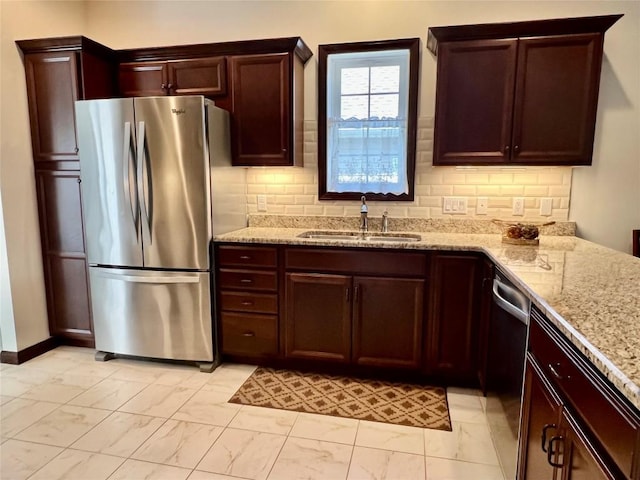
[381,210,389,233]
[360,196,368,233]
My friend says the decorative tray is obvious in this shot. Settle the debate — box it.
[492,219,556,245]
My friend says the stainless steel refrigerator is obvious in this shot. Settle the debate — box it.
[75,96,246,370]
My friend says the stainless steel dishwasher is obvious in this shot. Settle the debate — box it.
[486,269,531,480]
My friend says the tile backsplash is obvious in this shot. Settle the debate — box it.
[246,117,571,222]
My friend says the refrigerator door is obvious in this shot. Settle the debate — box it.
[76,99,142,267]
[134,96,211,270]
[89,267,213,361]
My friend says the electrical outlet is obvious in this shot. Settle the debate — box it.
[540,198,553,216]
[477,197,488,215]
[257,194,267,212]
[513,197,525,216]
[443,197,467,214]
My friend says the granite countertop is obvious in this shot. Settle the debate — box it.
[214,226,640,411]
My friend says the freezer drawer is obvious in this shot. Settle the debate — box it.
[89,267,213,362]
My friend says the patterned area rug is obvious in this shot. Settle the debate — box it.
[229,367,452,431]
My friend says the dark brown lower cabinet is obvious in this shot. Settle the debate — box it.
[285,273,351,363]
[518,357,563,480]
[284,272,425,368]
[518,307,640,480]
[352,276,424,369]
[426,253,481,382]
[35,170,93,346]
[519,356,623,480]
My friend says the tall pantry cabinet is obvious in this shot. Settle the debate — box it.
[17,36,117,348]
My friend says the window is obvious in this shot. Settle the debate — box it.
[318,39,420,201]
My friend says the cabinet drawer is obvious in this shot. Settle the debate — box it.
[529,309,640,478]
[218,245,277,268]
[218,269,277,291]
[221,312,278,356]
[220,291,277,314]
[285,248,427,276]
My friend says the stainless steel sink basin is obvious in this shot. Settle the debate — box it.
[297,231,421,242]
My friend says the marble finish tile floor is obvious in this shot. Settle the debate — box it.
[0,347,507,480]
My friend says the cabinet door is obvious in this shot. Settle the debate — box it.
[433,39,517,165]
[35,170,94,346]
[560,409,622,480]
[511,34,603,165]
[517,357,563,480]
[426,253,480,381]
[119,61,168,96]
[24,52,81,164]
[477,258,495,393]
[230,53,291,166]
[167,57,227,96]
[352,276,424,369]
[285,273,351,362]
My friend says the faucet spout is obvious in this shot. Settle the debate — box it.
[360,196,368,233]
[381,210,388,233]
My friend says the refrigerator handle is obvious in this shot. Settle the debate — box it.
[122,122,139,243]
[94,270,200,284]
[136,121,152,245]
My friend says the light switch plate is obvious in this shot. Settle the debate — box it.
[540,197,553,216]
[257,194,267,212]
[513,197,525,216]
[443,197,467,214]
[477,197,488,215]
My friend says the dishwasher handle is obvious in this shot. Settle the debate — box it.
[493,278,530,324]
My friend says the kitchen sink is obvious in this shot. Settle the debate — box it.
[297,231,421,242]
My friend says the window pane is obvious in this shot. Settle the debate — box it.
[371,66,400,93]
[341,67,369,95]
[370,94,399,118]
[341,95,368,119]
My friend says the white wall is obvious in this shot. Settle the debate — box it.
[1,0,638,352]
[0,0,86,350]
[85,0,639,237]
[570,3,640,253]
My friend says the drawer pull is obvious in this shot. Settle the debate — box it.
[241,301,253,306]
[240,279,253,284]
[242,331,255,337]
[548,363,569,381]
[541,423,556,452]
[547,436,564,468]
[239,255,251,260]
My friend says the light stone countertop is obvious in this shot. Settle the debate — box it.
[214,226,640,411]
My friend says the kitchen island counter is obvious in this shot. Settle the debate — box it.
[215,226,640,411]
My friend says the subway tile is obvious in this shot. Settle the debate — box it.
[465,173,490,184]
[431,185,454,196]
[512,173,539,185]
[524,186,549,196]
[442,173,466,185]
[499,185,524,196]
[453,185,477,196]
[489,173,514,184]
[475,185,500,196]
[284,184,305,194]
[549,185,570,197]
[284,205,305,215]
[538,173,565,185]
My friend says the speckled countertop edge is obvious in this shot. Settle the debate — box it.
[214,226,640,411]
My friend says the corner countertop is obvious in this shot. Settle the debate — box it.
[214,227,640,411]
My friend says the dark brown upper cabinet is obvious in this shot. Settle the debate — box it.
[119,57,227,97]
[117,37,312,167]
[429,14,622,166]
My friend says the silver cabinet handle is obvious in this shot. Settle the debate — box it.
[242,331,255,337]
